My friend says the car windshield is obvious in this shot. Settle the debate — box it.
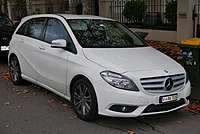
[67,19,147,48]
[0,15,13,27]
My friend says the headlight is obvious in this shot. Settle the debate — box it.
[100,71,139,91]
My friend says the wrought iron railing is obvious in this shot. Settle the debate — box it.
[110,0,177,31]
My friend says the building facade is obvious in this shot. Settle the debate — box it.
[1,0,199,43]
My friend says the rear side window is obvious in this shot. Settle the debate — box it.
[17,22,29,35]
[0,15,13,27]
[17,18,46,39]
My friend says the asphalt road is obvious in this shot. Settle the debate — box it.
[0,52,200,134]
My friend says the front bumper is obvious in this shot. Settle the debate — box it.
[94,80,191,117]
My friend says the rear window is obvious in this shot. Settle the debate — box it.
[16,18,46,39]
[0,15,13,27]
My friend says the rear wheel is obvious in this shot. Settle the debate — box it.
[71,78,98,121]
[9,56,23,85]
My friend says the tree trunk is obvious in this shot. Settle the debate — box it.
[2,0,8,14]
[0,0,2,12]
[82,0,91,15]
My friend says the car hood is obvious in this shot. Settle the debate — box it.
[83,47,182,73]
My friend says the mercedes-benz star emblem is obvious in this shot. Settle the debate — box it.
[164,77,173,91]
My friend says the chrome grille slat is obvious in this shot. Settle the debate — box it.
[142,84,164,89]
[172,75,185,80]
[174,80,184,86]
[140,73,185,93]
[173,85,183,90]
[140,78,165,83]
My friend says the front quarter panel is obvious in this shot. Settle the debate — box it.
[66,51,105,96]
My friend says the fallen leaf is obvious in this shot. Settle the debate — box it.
[17,105,22,109]
[1,71,10,80]
[68,115,77,120]
[4,102,11,106]
[48,99,55,103]
[23,89,29,94]
[182,102,200,113]
[33,93,37,95]
[16,92,21,95]
[128,129,136,134]
[15,89,20,92]
[42,90,49,95]
[15,89,21,95]
[176,121,182,124]
[22,96,27,98]
[60,102,72,109]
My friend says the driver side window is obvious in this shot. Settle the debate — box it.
[44,18,68,43]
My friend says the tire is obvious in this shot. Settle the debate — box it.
[71,78,98,121]
[9,56,23,85]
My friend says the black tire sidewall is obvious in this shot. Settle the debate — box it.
[71,78,98,121]
[9,56,23,85]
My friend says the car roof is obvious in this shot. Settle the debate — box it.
[21,14,115,22]
[59,14,114,21]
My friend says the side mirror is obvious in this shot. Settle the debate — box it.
[51,39,67,48]
[135,31,148,40]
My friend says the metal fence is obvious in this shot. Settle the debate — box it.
[110,0,177,31]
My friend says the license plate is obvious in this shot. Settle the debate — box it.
[1,46,9,51]
[159,94,178,103]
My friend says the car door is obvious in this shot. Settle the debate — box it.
[36,17,71,94]
[14,18,46,81]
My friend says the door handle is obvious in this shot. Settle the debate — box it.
[39,45,45,50]
[20,39,24,43]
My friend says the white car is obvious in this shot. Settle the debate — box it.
[8,14,191,121]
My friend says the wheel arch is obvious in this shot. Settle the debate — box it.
[70,74,93,97]
[8,53,18,65]
[69,74,99,121]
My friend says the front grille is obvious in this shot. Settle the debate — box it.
[140,73,185,93]
[142,99,185,113]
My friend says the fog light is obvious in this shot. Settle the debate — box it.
[109,105,138,113]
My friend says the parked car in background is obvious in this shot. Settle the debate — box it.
[8,14,191,121]
[0,13,15,54]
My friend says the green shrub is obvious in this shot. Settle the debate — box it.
[123,0,147,23]
[165,0,177,25]
[15,0,27,19]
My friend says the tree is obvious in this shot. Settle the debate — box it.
[0,0,8,14]
[15,0,27,19]
[76,2,83,15]
[0,0,2,12]
[165,0,177,25]
[123,0,147,23]
[81,0,91,15]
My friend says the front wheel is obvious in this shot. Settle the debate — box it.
[9,56,23,85]
[71,78,98,121]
